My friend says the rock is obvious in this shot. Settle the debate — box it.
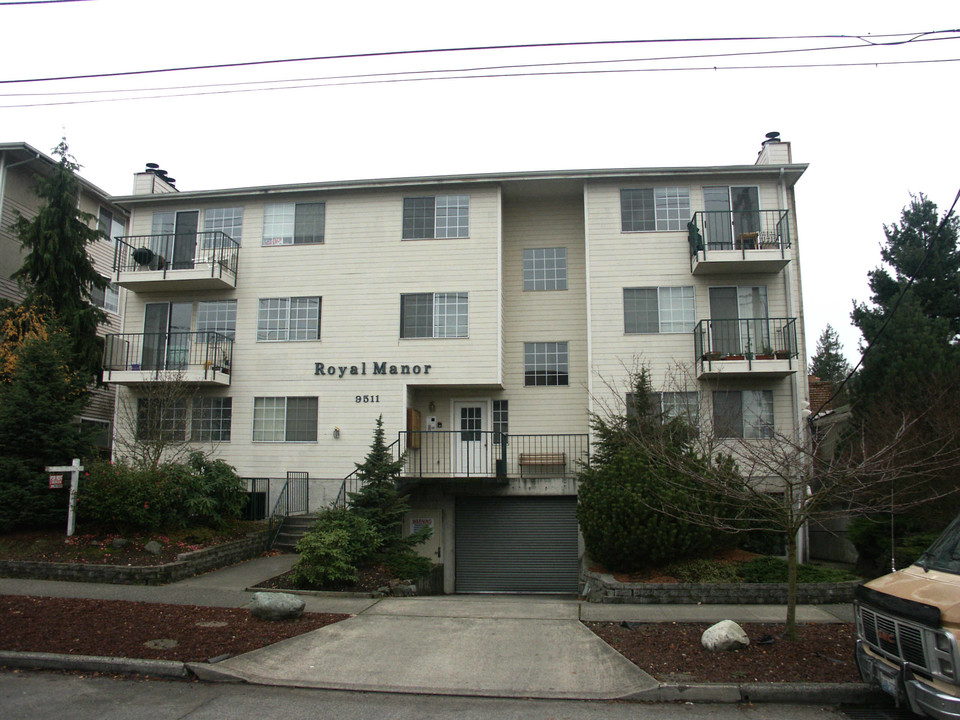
[394,583,415,596]
[376,586,391,595]
[701,620,750,652]
[111,538,129,549]
[248,592,305,621]
[143,540,163,555]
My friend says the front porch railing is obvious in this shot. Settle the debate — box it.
[113,232,239,278]
[688,210,790,258]
[102,331,233,379]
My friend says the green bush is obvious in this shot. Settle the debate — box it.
[662,558,742,583]
[577,447,723,571]
[291,508,380,588]
[737,556,858,583]
[385,549,434,580]
[78,453,245,533]
[0,457,70,532]
[848,514,946,576]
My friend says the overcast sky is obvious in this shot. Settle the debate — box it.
[2,0,958,365]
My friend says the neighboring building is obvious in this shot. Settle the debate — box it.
[106,135,809,593]
[0,142,128,455]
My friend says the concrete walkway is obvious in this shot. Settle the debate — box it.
[0,554,857,699]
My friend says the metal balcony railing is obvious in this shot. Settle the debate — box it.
[398,431,589,479]
[688,210,790,258]
[102,331,233,379]
[694,317,798,363]
[113,232,239,279]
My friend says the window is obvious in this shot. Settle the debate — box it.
[524,342,568,386]
[400,292,468,338]
[253,397,318,442]
[203,207,243,247]
[523,248,567,291]
[90,277,120,314]
[621,187,690,232]
[257,297,321,341]
[98,207,125,246]
[137,399,187,442]
[402,195,469,239]
[196,300,237,340]
[262,202,325,245]
[660,392,699,423]
[713,390,774,439]
[624,286,694,333]
[493,400,508,440]
[192,397,232,442]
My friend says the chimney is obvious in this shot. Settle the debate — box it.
[755,131,792,165]
[132,162,179,195]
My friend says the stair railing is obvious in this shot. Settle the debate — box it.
[267,471,310,550]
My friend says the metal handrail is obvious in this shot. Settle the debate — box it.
[267,472,309,549]
[333,440,401,509]
[113,232,239,280]
[102,331,233,380]
[695,317,799,365]
[688,209,790,259]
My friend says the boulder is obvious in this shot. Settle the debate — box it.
[248,592,305,621]
[143,540,163,555]
[111,538,129,549]
[701,620,750,652]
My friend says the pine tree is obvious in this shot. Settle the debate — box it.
[11,138,108,382]
[348,415,412,546]
[808,324,851,385]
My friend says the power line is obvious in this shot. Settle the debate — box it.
[1,29,956,85]
[810,186,960,419]
[3,56,958,109]
[0,0,94,4]
[4,35,958,100]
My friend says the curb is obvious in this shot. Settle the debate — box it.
[0,649,883,705]
[0,650,189,679]
[625,681,881,705]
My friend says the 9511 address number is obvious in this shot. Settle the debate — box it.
[355,395,380,403]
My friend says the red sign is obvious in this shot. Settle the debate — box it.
[48,474,63,489]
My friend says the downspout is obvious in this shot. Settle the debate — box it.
[779,166,808,563]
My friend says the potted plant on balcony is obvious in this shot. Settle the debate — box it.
[756,345,775,360]
[775,349,792,360]
[703,350,722,361]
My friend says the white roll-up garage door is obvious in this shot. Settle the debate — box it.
[455,496,579,594]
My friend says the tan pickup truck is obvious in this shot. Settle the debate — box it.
[855,516,960,719]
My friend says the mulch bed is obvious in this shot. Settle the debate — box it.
[253,564,397,593]
[0,595,347,663]
[586,621,860,683]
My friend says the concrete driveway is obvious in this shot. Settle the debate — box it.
[196,595,658,699]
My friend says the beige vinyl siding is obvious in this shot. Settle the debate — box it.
[500,194,589,435]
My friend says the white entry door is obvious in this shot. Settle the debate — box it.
[453,402,486,476]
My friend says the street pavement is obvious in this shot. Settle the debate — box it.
[0,554,863,702]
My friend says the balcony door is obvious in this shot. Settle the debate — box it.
[453,401,487,476]
[142,302,192,371]
[703,186,760,249]
[151,211,198,270]
[709,286,769,356]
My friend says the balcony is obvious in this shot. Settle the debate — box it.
[102,331,233,385]
[396,431,589,485]
[688,210,791,275]
[113,232,239,291]
[694,318,799,379]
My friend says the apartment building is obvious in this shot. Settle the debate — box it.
[0,142,128,453]
[105,135,808,593]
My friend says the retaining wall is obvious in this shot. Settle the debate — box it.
[581,567,860,604]
[0,532,270,586]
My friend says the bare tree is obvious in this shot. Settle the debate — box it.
[594,363,960,636]
[113,373,203,468]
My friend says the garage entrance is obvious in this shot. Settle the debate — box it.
[454,496,578,594]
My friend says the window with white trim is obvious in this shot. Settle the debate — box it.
[202,207,243,247]
[402,195,469,239]
[493,400,508,440]
[262,202,325,245]
[98,207,125,246]
[257,297,320,341]
[253,396,318,442]
[621,187,690,232]
[137,399,187,442]
[524,342,569,386]
[713,390,774,439]
[660,391,699,423]
[196,300,236,340]
[90,277,120,314]
[624,286,695,333]
[523,247,567,291]
[192,397,232,442]
[400,292,468,338]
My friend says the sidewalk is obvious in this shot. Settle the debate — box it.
[0,554,870,703]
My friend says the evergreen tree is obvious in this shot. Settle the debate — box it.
[11,138,108,382]
[851,195,960,407]
[808,324,851,384]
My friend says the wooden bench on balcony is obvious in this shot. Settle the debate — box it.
[518,452,566,477]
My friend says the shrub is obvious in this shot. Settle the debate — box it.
[385,549,434,580]
[291,508,380,588]
[848,514,946,576]
[737,556,858,583]
[662,558,742,583]
[181,453,247,529]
